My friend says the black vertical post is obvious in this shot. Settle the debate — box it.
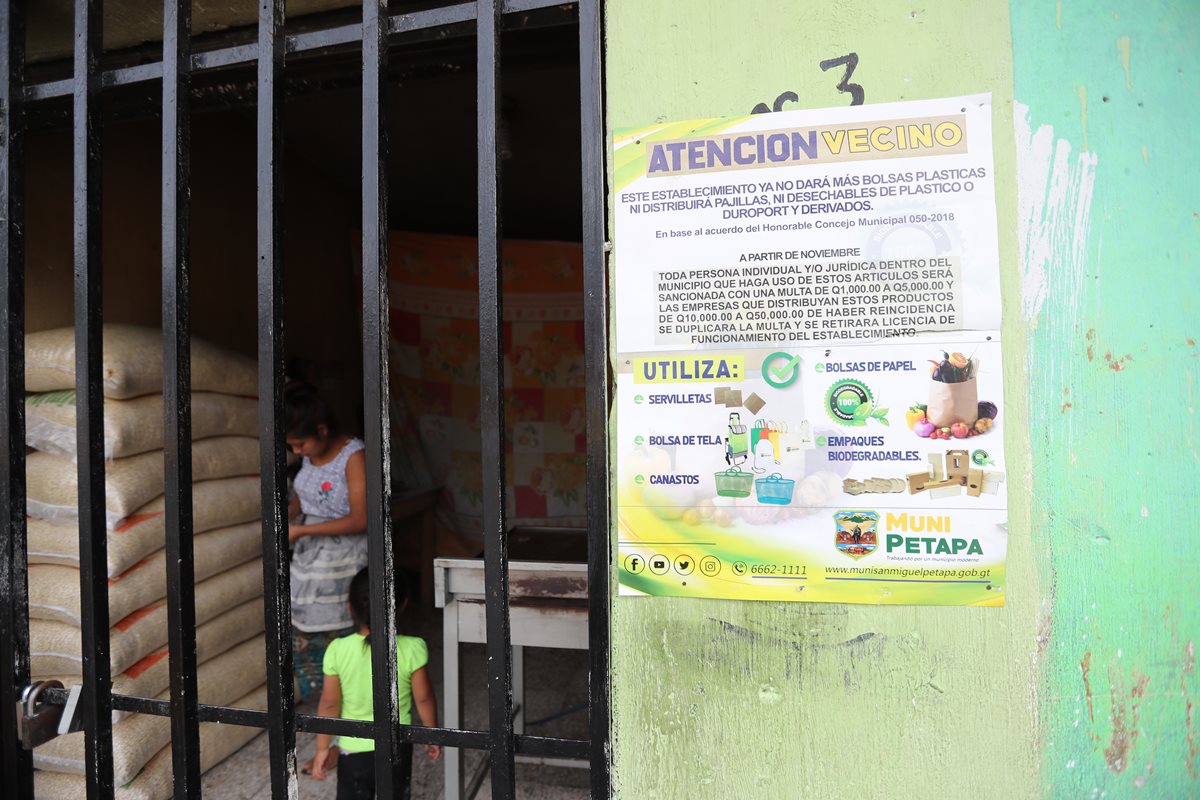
[73,0,115,796]
[161,1,201,796]
[0,2,31,797]
[362,2,402,796]
[256,2,298,798]
[476,1,516,797]
[579,1,612,796]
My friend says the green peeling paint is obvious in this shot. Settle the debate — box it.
[1012,1,1200,796]
[605,1,1197,797]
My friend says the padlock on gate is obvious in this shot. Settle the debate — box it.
[17,680,82,749]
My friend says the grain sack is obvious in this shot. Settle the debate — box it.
[31,562,264,675]
[25,324,257,399]
[27,476,262,577]
[34,684,268,800]
[34,636,267,784]
[40,596,266,722]
[26,390,259,459]
[27,435,260,528]
[29,521,262,625]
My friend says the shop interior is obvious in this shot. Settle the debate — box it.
[23,3,594,797]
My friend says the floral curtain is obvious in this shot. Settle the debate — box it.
[384,231,587,536]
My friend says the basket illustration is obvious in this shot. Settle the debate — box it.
[754,473,795,505]
[713,466,754,498]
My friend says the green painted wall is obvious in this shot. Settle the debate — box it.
[604,1,1197,797]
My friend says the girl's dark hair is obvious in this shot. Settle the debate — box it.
[284,381,337,438]
[347,567,410,651]
[348,568,372,649]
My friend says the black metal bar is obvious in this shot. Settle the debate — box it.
[0,1,31,796]
[286,24,359,54]
[296,720,494,751]
[22,0,572,102]
[389,1,475,33]
[43,691,590,757]
[515,734,591,759]
[362,2,403,796]
[192,43,257,73]
[256,3,298,799]
[295,720,495,751]
[47,683,528,750]
[504,0,566,11]
[73,0,115,796]
[23,77,69,102]
[161,1,202,796]
[50,686,494,746]
[579,1,612,796]
[477,0,517,797]
[104,62,164,88]
[25,61,164,103]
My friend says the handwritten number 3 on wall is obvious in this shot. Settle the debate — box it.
[752,53,864,113]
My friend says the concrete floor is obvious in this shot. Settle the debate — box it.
[201,608,592,799]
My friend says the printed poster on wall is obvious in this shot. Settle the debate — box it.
[613,94,1007,606]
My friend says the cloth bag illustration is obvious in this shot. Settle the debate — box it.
[766,421,784,463]
[752,420,776,472]
[926,378,979,427]
[750,419,769,452]
[777,422,812,474]
[783,419,814,452]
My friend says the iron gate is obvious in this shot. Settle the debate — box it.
[0,1,611,797]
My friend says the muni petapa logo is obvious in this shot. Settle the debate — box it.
[834,510,879,559]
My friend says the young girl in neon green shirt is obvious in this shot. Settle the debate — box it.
[310,568,440,798]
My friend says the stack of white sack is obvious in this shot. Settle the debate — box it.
[35,684,269,799]
[33,644,270,797]
[23,325,271,796]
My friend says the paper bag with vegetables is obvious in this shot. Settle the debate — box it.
[926,351,978,427]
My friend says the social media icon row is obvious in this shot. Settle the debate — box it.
[624,554,722,577]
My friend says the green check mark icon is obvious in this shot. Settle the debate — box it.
[762,352,802,388]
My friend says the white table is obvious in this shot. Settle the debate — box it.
[434,557,589,800]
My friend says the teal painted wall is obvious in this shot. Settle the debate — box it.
[605,1,1197,797]
[1012,2,1200,796]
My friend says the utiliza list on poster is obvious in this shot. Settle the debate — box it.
[613,94,1009,607]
